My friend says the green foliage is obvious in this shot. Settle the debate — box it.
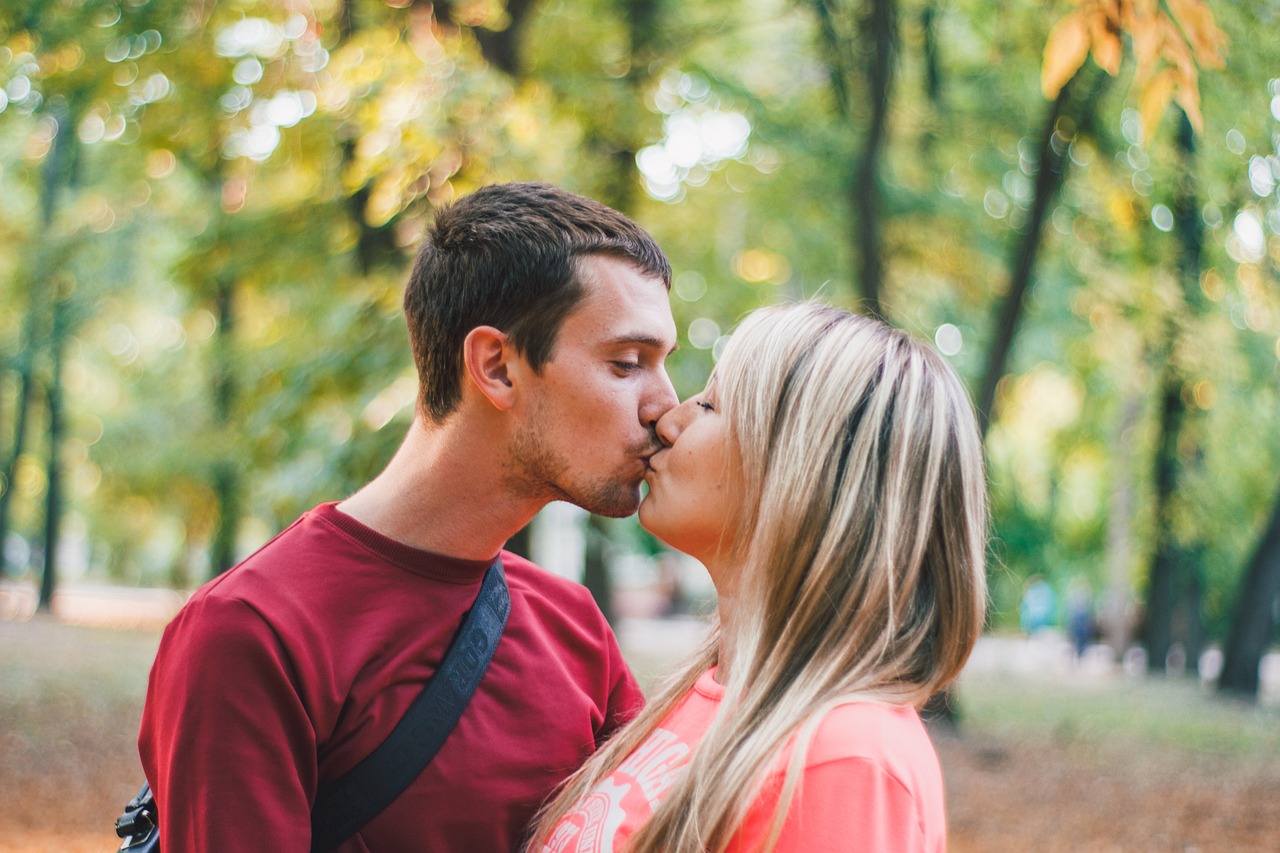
[0,0,1277,653]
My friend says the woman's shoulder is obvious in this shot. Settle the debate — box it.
[802,700,937,774]
[732,701,946,853]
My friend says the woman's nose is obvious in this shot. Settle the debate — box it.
[654,400,691,448]
[641,366,679,430]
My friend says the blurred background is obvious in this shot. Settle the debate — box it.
[2,0,1279,849]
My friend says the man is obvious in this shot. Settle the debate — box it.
[138,182,680,851]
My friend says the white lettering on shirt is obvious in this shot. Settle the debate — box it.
[615,728,691,809]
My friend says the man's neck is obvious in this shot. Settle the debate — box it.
[337,414,540,560]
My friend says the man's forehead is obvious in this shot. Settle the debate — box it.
[575,254,666,296]
[568,256,677,347]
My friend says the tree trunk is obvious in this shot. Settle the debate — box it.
[346,139,400,276]
[38,101,80,611]
[813,1,853,116]
[1143,111,1206,674]
[1142,373,1184,672]
[210,460,240,576]
[917,2,944,159]
[601,0,662,215]
[38,288,69,612]
[0,351,36,578]
[1218,488,1280,699]
[975,69,1114,435]
[976,80,1074,437]
[1182,562,1206,671]
[920,3,942,109]
[333,4,401,276]
[810,0,897,318]
[851,0,897,318]
[1102,390,1142,657]
[209,274,240,576]
[336,0,355,41]
[436,0,542,78]
[4,101,75,582]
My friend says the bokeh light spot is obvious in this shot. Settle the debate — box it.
[935,323,963,356]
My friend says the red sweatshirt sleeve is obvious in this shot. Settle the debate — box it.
[598,639,645,747]
[139,594,318,852]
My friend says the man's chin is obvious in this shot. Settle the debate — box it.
[585,496,641,519]
[572,483,642,518]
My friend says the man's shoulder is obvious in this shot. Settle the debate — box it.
[177,507,345,620]
[499,550,599,604]
[499,550,584,587]
[498,550,620,635]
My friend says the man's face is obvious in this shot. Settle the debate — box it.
[505,255,679,517]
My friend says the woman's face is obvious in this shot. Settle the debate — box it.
[639,381,745,578]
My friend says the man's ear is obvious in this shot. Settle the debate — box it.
[463,326,517,411]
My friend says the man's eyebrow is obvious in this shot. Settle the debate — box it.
[604,334,680,355]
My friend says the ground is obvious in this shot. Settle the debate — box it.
[936,700,1280,852]
[2,614,1279,852]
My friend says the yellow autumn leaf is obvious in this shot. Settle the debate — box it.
[1138,68,1178,142]
[1038,0,1225,140]
[1042,11,1092,98]
[1129,0,1158,18]
[1173,72,1205,133]
[1159,17,1198,78]
[1116,0,1141,29]
[1166,0,1227,68]
[1128,7,1163,83]
[1086,8,1123,76]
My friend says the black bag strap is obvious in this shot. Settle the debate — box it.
[309,557,511,852]
[115,781,158,850]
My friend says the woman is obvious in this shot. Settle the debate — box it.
[530,302,988,853]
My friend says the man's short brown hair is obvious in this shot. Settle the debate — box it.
[404,182,671,422]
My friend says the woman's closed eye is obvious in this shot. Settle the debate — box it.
[696,400,715,412]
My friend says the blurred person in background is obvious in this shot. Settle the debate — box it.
[138,182,680,852]
[529,302,989,853]
[1067,577,1096,660]
[1019,574,1057,636]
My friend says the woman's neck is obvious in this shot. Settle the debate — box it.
[713,593,738,685]
[703,549,744,685]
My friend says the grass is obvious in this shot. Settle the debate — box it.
[957,668,1280,758]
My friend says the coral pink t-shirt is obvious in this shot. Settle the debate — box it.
[541,668,946,853]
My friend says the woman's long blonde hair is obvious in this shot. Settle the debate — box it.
[529,302,989,853]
